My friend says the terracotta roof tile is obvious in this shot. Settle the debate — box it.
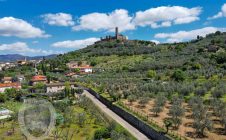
[0,83,21,88]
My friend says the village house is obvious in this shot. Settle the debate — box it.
[0,83,21,93]
[17,57,27,66]
[46,82,76,93]
[17,75,25,82]
[66,61,79,69]
[30,75,47,86]
[0,63,13,71]
[2,77,13,83]
[66,61,93,74]
[4,62,16,69]
[75,65,93,73]
[0,107,13,120]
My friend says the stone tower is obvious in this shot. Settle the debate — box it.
[115,27,119,39]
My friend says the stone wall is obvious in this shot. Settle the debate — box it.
[86,88,171,140]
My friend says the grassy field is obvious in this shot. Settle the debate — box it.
[0,100,135,140]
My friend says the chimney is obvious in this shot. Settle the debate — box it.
[115,27,119,39]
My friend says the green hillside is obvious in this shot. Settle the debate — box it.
[47,31,226,103]
[42,31,226,139]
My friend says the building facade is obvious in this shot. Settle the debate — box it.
[31,75,47,86]
[46,83,76,93]
[0,83,21,93]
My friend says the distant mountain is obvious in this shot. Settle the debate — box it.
[0,54,57,62]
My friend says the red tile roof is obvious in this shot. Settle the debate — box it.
[74,65,92,69]
[0,82,21,88]
[31,75,47,82]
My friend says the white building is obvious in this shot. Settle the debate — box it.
[0,83,21,93]
[46,83,76,93]
[75,65,93,73]
[0,108,13,120]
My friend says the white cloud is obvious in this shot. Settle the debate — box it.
[150,40,160,44]
[51,38,99,49]
[0,17,50,38]
[41,13,75,26]
[72,9,135,32]
[0,42,58,55]
[154,27,226,43]
[133,6,201,28]
[208,3,226,20]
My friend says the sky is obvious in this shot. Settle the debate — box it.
[0,0,226,56]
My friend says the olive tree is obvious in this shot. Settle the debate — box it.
[210,98,226,133]
[190,97,212,137]
[127,95,136,105]
[151,93,166,116]
[169,97,184,128]
[138,97,149,108]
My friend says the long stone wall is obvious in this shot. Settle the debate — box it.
[86,88,171,140]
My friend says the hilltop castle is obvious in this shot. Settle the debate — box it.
[95,27,127,44]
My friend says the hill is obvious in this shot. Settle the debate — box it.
[0,54,57,62]
[3,31,226,140]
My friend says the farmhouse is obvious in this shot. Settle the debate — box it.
[31,75,47,86]
[75,65,93,73]
[46,82,76,93]
[2,77,13,83]
[0,83,21,93]
[66,61,79,69]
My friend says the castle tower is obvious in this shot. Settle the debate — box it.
[115,27,119,39]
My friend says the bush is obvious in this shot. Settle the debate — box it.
[212,88,225,98]
[192,63,201,70]
[147,70,156,78]
[90,61,97,66]
[0,93,7,103]
[94,127,110,139]
[171,70,185,81]
[215,52,226,64]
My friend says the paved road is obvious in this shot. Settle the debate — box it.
[83,90,150,140]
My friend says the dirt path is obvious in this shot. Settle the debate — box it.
[83,90,150,140]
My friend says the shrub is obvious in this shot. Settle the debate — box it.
[215,52,226,64]
[0,93,7,103]
[94,127,110,139]
[171,70,186,81]
[90,61,97,66]
[192,63,201,70]
[147,70,156,78]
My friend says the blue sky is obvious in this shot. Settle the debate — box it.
[0,0,226,56]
